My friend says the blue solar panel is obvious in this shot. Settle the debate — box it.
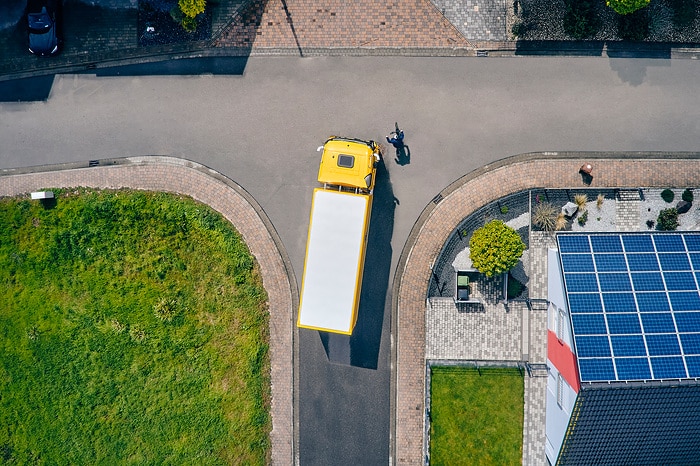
[645,334,681,356]
[564,273,599,293]
[615,357,651,380]
[622,235,655,252]
[679,333,700,355]
[594,254,627,272]
[607,313,642,334]
[654,234,686,252]
[627,254,660,271]
[658,253,691,270]
[578,358,616,381]
[636,292,670,312]
[558,235,590,253]
[602,293,637,313]
[560,233,700,383]
[575,336,611,357]
[611,335,647,357]
[571,313,607,335]
[669,292,700,312]
[684,234,700,252]
[599,273,632,292]
[591,235,623,253]
[674,312,700,332]
[650,357,687,379]
[640,313,676,333]
[686,356,700,377]
[568,293,603,313]
[631,272,665,291]
[664,272,697,291]
[690,253,700,270]
[561,254,595,272]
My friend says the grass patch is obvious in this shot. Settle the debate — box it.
[0,189,270,464]
[430,367,524,465]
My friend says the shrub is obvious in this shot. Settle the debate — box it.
[564,0,600,39]
[469,220,525,277]
[153,297,179,322]
[500,205,509,215]
[669,0,695,27]
[511,22,528,38]
[618,9,649,40]
[533,202,558,231]
[661,188,675,203]
[657,208,679,231]
[577,210,589,226]
[646,219,655,229]
[607,0,649,15]
[682,188,694,203]
[574,194,588,210]
[556,213,569,231]
[596,193,605,209]
[179,0,206,18]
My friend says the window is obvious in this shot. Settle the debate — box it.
[337,154,354,168]
[557,309,566,341]
[557,374,564,407]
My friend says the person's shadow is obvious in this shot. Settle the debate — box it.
[395,145,410,166]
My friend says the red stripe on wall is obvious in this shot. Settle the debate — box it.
[548,330,580,393]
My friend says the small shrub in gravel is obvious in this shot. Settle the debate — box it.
[577,210,589,226]
[657,208,679,230]
[670,0,696,27]
[564,0,600,38]
[618,8,650,40]
[661,188,675,203]
[596,194,605,209]
[682,188,694,203]
[533,202,558,231]
[607,0,650,15]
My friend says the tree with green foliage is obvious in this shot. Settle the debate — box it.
[606,0,649,15]
[469,220,525,277]
[174,0,206,32]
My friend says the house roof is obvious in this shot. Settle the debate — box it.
[557,232,700,383]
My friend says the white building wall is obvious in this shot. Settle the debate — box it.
[545,362,577,464]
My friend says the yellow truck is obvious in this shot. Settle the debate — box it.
[297,137,381,335]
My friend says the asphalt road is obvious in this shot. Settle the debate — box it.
[2,56,700,465]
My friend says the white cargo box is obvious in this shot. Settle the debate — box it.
[297,189,370,334]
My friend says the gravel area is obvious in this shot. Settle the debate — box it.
[640,188,700,231]
[510,0,700,42]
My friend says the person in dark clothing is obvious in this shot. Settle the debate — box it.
[387,122,410,165]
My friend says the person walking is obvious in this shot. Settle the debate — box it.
[387,122,410,165]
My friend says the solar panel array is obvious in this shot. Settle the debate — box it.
[558,233,700,383]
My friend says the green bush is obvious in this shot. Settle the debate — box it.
[469,220,525,277]
[564,0,600,39]
[657,208,679,230]
[500,205,509,214]
[618,9,650,40]
[682,188,694,203]
[577,209,589,226]
[669,0,696,27]
[661,188,675,203]
[607,0,649,15]
[179,0,206,18]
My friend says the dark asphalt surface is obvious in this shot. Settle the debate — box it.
[2,56,700,464]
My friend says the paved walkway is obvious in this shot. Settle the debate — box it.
[393,153,700,465]
[0,156,296,466]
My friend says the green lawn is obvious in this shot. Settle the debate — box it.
[0,189,270,464]
[430,367,524,465]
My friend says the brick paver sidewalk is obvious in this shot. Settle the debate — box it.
[214,0,470,50]
[0,156,296,465]
[393,153,700,465]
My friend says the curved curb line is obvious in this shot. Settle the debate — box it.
[0,155,298,466]
[391,151,700,465]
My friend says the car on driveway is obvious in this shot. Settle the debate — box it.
[27,0,60,56]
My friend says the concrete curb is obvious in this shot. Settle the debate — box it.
[0,155,298,466]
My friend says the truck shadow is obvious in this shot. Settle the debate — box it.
[321,158,396,369]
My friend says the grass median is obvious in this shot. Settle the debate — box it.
[0,189,270,464]
[430,366,524,465]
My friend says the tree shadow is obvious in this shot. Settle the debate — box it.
[321,158,396,369]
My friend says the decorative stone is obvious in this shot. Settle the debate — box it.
[676,200,691,214]
[562,202,578,217]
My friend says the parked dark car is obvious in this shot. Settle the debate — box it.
[27,0,60,56]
